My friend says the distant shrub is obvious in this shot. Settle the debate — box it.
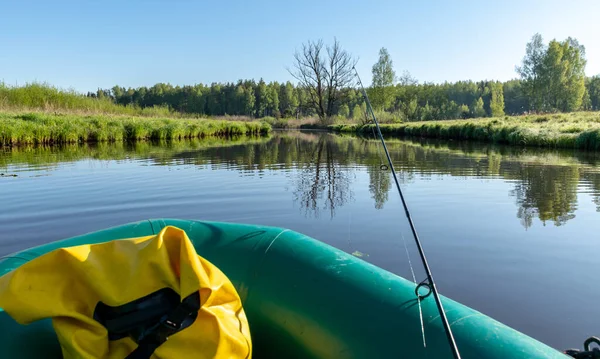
[263,117,294,129]
[374,110,403,124]
[261,116,277,125]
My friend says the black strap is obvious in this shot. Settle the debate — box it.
[93,288,201,359]
[126,291,200,359]
[95,288,183,341]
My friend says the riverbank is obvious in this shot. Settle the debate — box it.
[4,108,600,151]
[0,112,271,146]
[330,111,600,150]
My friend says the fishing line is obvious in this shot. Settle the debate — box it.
[353,67,461,359]
[401,232,426,348]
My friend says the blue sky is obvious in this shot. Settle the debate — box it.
[1,0,599,92]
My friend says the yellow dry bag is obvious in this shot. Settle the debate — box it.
[0,226,252,358]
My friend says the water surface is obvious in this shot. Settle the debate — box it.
[1,131,599,351]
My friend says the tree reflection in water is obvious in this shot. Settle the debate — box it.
[292,137,354,218]
[368,165,390,210]
[388,139,600,229]
[2,131,600,228]
[510,166,578,228]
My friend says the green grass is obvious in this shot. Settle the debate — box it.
[0,82,176,117]
[0,112,271,146]
[330,112,600,150]
[260,116,323,129]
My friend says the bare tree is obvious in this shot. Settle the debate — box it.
[289,38,357,124]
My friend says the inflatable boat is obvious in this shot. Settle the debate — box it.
[0,219,567,358]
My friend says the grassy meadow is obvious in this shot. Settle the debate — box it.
[0,83,274,146]
[0,82,177,117]
[0,112,271,146]
[331,112,600,150]
[3,82,600,150]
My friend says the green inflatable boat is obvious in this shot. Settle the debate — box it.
[0,219,567,358]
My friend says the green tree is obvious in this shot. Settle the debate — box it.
[266,83,280,117]
[338,104,350,118]
[360,102,367,120]
[234,85,247,115]
[489,82,505,116]
[459,104,470,118]
[503,80,528,115]
[516,33,547,112]
[223,83,236,115]
[111,86,126,104]
[401,97,418,121]
[243,84,255,116]
[351,104,362,119]
[254,79,268,117]
[543,38,587,112]
[295,87,311,117]
[371,47,396,110]
[420,102,433,121]
[206,83,222,115]
[587,76,600,110]
[471,97,486,117]
[517,34,587,113]
[344,88,359,110]
[441,100,460,120]
[279,81,298,117]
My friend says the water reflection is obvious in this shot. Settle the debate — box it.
[2,131,600,228]
[383,139,600,228]
[384,143,600,228]
[291,137,354,218]
[510,166,578,228]
[368,164,391,210]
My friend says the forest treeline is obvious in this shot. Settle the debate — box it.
[86,34,600,122]
[88,76,600,122]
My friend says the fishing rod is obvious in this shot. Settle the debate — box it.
[353,67,462,359]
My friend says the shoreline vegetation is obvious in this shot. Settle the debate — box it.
[2,106,600,150]
[330,112,600,150]
[0,112,270,146]
[2,82,600,150]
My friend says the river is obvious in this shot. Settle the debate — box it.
[1,130,598,351]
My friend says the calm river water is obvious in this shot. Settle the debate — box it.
[1,130,598,350]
